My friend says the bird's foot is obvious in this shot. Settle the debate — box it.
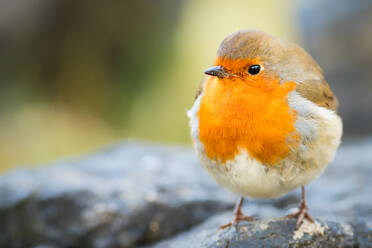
[286,202,314,229]
[219,211,254,230]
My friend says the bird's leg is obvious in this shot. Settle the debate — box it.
[286,186,314,229]
[219,197,254,230]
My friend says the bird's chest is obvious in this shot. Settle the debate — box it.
[195,77,298,166]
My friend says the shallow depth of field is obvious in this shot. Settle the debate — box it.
[0,0,371,172]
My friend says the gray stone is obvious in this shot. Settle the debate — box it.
[0,142,236,248]
[1,138,372,247]
[149,215,371,248]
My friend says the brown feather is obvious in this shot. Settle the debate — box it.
[194,79,205,100]
[296,79,338,111]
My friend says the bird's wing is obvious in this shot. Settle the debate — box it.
[194,79,206,101]
[296,79,338,111]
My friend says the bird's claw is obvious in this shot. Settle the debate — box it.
[286,203,314,229]
[219,213,254,230]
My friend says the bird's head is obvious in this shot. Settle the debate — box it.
[204,30,323,88]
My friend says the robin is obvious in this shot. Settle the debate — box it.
[188,30,342,229]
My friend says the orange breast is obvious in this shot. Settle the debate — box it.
[197,74,299,166]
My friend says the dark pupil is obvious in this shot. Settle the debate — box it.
[248,64,260,75]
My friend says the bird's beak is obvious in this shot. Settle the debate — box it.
[203,66,232,78]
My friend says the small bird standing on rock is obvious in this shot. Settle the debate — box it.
[188,30,342,229]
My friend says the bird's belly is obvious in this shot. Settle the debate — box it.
[194,109,342,199]
[198,150,321,199]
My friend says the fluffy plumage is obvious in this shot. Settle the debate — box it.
[188,29,342,199]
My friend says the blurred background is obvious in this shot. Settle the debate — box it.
[0,0,371,172]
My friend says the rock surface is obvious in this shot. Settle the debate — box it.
[0,143,236,248]
[0,139,372,247]
[150,216,369,248]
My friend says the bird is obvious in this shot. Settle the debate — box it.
[187,29,342,229]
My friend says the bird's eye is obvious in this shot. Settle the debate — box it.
[248,64,261,75]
